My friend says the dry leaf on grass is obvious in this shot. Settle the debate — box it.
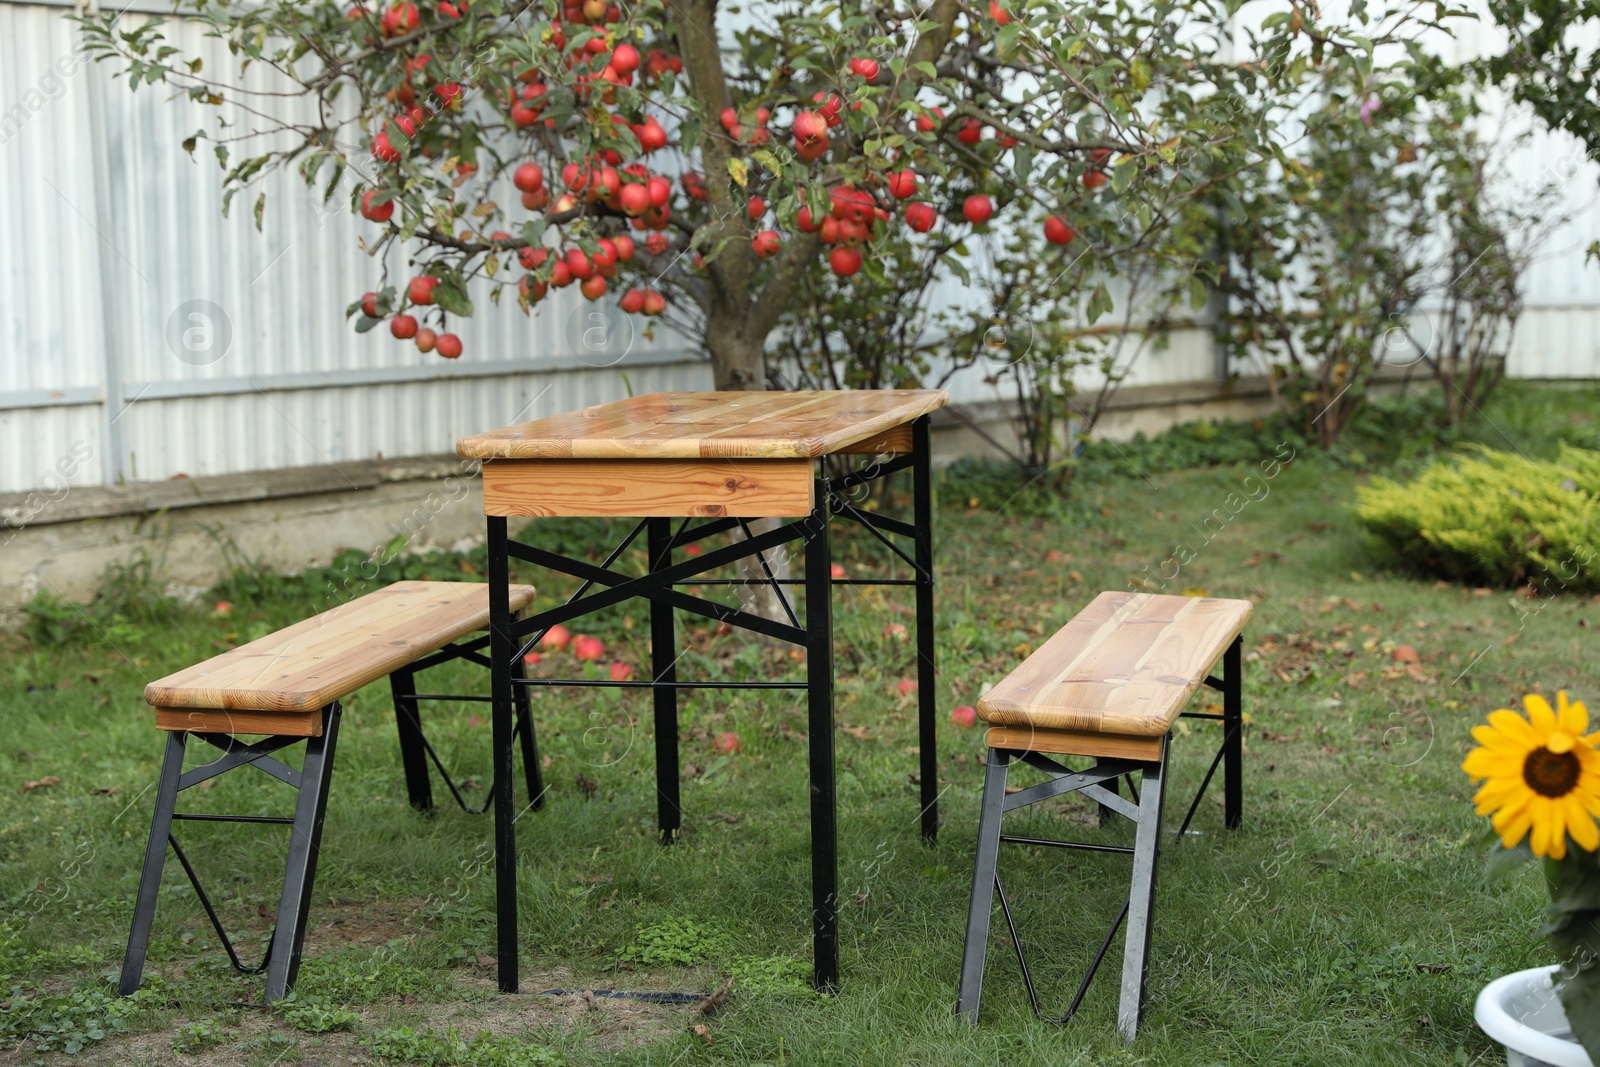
[690,1023,713,1046]
[19,776,60,794]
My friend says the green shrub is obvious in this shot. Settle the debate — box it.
[1355,444,1600,590]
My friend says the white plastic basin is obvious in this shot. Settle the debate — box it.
[1475,966,1594,1067]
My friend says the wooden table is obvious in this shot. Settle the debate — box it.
[457,389,948,993]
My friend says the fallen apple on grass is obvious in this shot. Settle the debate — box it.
[950,705,978,728]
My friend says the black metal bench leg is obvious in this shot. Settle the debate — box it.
[264,704,342,1003]
[647,518,682,844]
[957,747,1011,1026]
[510,649,545,812]
[119,729,188,995]
[1223,636,1243,830]
[391,668,433,812]
[1117,737,1168,1043]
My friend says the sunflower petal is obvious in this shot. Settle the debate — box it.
[1463,748,1521,779]
[1525,694,1557,736]
[1565,801,1599,854]
[1488,709,1538,745]
[1557,692,1590,736]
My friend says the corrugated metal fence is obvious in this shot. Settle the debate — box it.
[2,0,1597,495]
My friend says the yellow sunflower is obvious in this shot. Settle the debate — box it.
[1462,691,1600,860]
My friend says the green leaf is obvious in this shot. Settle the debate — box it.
[1087,282,1113,322]
[1112,157,1135,195]
[913,61,938,79]
[433,275,474,318]
[253,192,265,233]
[353,315,382,334]
[1014,143,1033,183]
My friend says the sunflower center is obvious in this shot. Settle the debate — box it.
[1523,746,1582,798]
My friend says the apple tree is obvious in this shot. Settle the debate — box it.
[71,0,1236,387]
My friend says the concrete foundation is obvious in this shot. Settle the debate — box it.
[0,375,1325,626]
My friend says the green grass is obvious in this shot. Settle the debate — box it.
[2,391,1595,1065]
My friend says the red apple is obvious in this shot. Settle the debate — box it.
[360,189,395,222]
[371,131,401,163]
[829,246,862,276]
[513,162,544,192]
[642,290,666,316]
[611,234,635,261]
[883,622,908,641]
[1082,168,1109,189]
[609,661,634,681]
[359,291,380,317]
[713,731,741,754]
[962,194,993,224]
[886,170,917,198]
[435,332,462,359]
[619,288,646,314]
[1044,215,1076,245]
[390,314,418,339]
[957,119,983,145]
[414,327,437,353]
[540,624,572,651]
[611,42,640,73]
[950,705,978,729]
[212,600,234,616]
[752,230,782,258]
[574,634,606,661]
[830,562,847,579]
[905,203,937,232]
[619,183,651,216]
[989,0,1011,23]
[896,678,918,696]
[747,195,766,220]
[915,106,945,133]
[580,274,607,300]
[408,275,439,304]
[847,57,880,80]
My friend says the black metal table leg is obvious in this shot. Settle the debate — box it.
[391,667,433,812]
[648,518,682,844]
[119,729,188,996]
[264,703,342,1002]
[1223,636,1243,829]
[487,515,520,994]
[911,414,939,842]
[804,476,840,991]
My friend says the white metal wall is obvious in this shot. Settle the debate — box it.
[0,1,709,494]
[3,1,1599,495]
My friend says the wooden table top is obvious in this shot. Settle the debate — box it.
[456,390,948,461]
[978,591,1253,737]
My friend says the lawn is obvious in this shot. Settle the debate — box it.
[2,384,1596,1066]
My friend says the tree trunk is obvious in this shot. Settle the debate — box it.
[706,310,767,391]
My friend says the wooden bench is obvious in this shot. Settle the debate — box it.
[956,591,1252,1042]
[120,580,536,1003]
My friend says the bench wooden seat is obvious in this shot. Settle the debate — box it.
[123,579,540,1006]
[959,590,1251,1043]
[977,591,1253,761]
[145,580,535,736]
